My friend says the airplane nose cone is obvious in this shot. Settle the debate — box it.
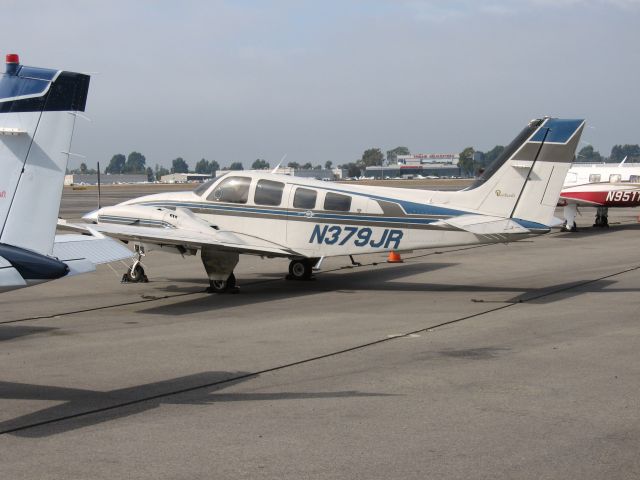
[82,209,100,223]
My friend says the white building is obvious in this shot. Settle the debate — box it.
[396,153,459,166]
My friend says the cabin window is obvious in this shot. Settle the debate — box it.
[629,175,640,183]
[207,176,251,204]
[254,179,285,206]
[609,174,622,183]
[589,174,601,183]
[324,192,352,212]
[293,188,317,209]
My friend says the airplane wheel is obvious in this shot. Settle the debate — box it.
[124,264,147,283]
[288,259,314,280]
[208,273,237,294]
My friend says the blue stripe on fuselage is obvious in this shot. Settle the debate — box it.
[137,201,444,225]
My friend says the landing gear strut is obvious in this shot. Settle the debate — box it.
[593,206,609,228]
[562,204,578,232]
[122,246,148,283]
[287,258,319,281]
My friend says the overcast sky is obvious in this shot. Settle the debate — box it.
[2,0,639,169]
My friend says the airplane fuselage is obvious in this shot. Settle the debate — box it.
[105,172,541,259]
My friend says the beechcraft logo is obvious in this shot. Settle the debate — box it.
[495,189,515,198]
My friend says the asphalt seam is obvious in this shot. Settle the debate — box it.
[2,260,638,436]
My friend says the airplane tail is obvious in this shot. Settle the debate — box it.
[0,54,90,255]
[450,117,584,229]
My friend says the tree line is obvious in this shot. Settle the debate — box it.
[457,143,640,177]
[68,143,640,181]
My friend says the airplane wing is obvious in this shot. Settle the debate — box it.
[58,219,299,258]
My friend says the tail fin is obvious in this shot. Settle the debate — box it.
[452,117,584,228]
[0,54,90,255]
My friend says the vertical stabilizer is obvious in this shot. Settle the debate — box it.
[0,54,90,255]
[448,117,584,228]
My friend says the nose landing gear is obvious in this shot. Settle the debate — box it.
[122,246,149,283]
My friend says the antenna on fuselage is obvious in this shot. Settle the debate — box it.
[618,156,628,167]
[97,161,102,209]
[271,154,287,174]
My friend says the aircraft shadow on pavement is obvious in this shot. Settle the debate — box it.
[139,262,459,316]
[139,261,637,315]
[0,371,392,438]
[0,325,58,342]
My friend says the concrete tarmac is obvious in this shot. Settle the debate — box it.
[1,185,639,479]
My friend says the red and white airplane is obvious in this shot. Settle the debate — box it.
[559,158,640,230]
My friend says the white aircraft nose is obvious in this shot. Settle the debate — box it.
[82,209,99,223]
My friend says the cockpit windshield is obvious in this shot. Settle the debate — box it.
[194,179,215,196]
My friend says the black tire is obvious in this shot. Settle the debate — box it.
[288,259,314,280]
[208,273,237,293]
[126,264,145,283]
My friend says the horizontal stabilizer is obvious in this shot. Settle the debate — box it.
[433,214,546,235]
[53,233,134,265]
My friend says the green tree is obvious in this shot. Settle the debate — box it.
[313,164,322,170]
[287,161,300,169]
[301,162,313,170]
[576,145,602,163]
[146,167,154,182]
[79,162,88,173]
[458,147,475,176]
[483,145,505,166]
[386,146,410,164]
[105,154,126,174]
[229,162,244,171]
[361,148,384,167]
[251,159,270,170]
[325,160,333,170]
[609,144,640,163]
[341,162,361,178]
[195,158,219,175]
[124,151,146,173]
[155,164,170,178]
[171,157,189,173]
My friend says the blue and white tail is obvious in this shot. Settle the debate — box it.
[0,53,90,255]
[447,117,585,229]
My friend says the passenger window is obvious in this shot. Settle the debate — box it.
[589,174,601,183]
[207,176,251,204]
[629,175,640,183]
[293,188,317,209]
[609,174,622,183]
[324,192,352,211]
[254,179,285,206]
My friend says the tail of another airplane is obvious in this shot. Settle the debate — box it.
[448,117,584,229]
[0,53,90,255]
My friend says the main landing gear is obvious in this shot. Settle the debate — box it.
[287,258,320,281]
[122,246,148,283]
[593,206,609,228]
[207,272,238,294]
[201,247,240,294]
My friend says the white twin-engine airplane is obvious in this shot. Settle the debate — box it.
[65,117,584,293]
[0,54,131,293]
